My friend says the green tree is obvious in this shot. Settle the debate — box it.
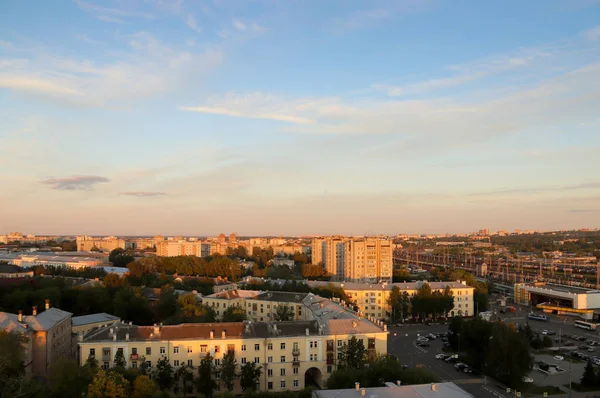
[113,350,127,369]
[339,336,366,369]
[581,360,596,388]
[109,248,135,268]
[484,321,533,387]
[153,356,174,390]
[133,375,155,398]
[387,286,404,324]
[47,359,95,398]
[221,351,238,391]
[155,287,178,321]
[139,356,151,376]
[222,306,247,322]
[239,362,262,392]
[86,370,130,398]
[174,365,195,396]
[196,354,217,397]
[273,305,294,321]
[0,330,29,398]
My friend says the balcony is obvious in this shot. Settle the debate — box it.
[130,354,139,360]
[292,348,300,356]
[292,360,300,366]
[102,354,111,361]
[326,343,334,352]
[326,358,335,365]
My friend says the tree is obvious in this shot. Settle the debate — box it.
[274,305,294,321]
[113,350,127,369]
[47,359,95,398]
[174,365,195,396]
[387,286,404,324]
[339,336,366,369]
[222,306,247,322]
[581,359,596,388]
[153,356,174,390]
[109,248,135,268]
[139,356,151,376]
[133,375,156,398]
[196,354,217,397]
[484,321,533,387]
[0,330,29,398]
[239,362,262,392]
[86,370,129,398]
[221,351,238,391]
[155,287,178,321]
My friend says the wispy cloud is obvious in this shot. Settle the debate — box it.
[468,182,600,197]
[41,175,109,190]
[97,15,125,24]
[0,76,83,97]
[186,15,202,34]
[585,25,600,41]
[76,34,104,45]
[74,0,153,20]
[121,191,167,197]
[233,19,246,31]
[329,9,390,34]
[179,105,313,124]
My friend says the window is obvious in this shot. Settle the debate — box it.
[268,343,273,350]
[201,345,208,353]
[215,346,220,354]
[132,348,137,355]
[160,347,166,355]
[174,360,179,367]
[146,347,151,355]
[280,381,286,389]
[293,367,299,375]
[254,357,260,364]
[102,362,109,369]
[268,382,273,390]
[465,304,469,308]
[188,359,193,367]
[268,356,273,363]
[327,365,332,373]
[90,348,96,357]
[280,368,286,376]
[215,372,220,379]
[255,344,260,351]
[241,344,247,352]
[268,369,273,377]
[293,380,299,388]
[145,361,151,368]
[337,340,342,348]
[280,356,285,363]
[187,346,193,353]
[103,348,110,357]
[280,343,286,350]
[174,346,179,354]
[215,359,221,366]
[293,342,299,350]
[132,362,137,369]
[241,357,247,364]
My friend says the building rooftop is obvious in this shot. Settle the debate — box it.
[0,307,72,333]
[522,283,600,295]
[306,280,473,292]
[72,313,120,327]
[254,291,309,303]
[244,320,321,338]
[84,322,246,342]
[206,290,261,300]
[313,382,473,398]
[0,264,29,273]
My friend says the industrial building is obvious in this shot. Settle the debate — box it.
[514,282,600,320]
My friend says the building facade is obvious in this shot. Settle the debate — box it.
[76,236,125,252]
[79,296,388,394]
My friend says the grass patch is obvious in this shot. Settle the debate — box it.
[525,385,563,395]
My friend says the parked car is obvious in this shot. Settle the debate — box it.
[553,355,564,361]
[417,337,429,342]
[455,363,467,371]
[417,342,430,347]
[444,342,452,348]
[522,377,534,383]
[579,344,588,350]
[578,336,587,341]
[542,330,548,335]
[435,353,445,359]
[594,359,600,366]
[445,357,458,363]
[547,331,556,336]
[565,341,574,346]
[588,347,596,352]
[463,367,473,374]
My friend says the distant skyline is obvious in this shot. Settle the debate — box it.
[1,0,599,235]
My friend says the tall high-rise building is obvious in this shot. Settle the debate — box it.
[311,237,392,283]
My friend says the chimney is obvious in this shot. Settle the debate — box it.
[305,328,309,336]
[397,380,401,386]
[222,330,226,339]
[45,299,50,310]
[210,330,214,339]
[113,334,117,341]
[78,332,84,342]
[18,310,22,322]
[431,383,436,391]
[32,306,37,316]
[153,324,160,334]
[355,382,360,391]
[361,389,366,396]
[352,321,357,328]
[109,327,114,335]
[125,333,130,341]
[383,324,388,332]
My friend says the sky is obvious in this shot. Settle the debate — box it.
[1,0,600,236]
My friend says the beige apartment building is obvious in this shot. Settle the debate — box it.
[311,237,393,283]
[0,301,73,378]
[76,236,125,252]
[78,295,388,394]
[204,291,310,322]
[307,280,476,321]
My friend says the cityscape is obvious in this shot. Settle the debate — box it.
[2,0,600,398]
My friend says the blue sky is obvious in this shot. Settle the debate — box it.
[1,0,599,236]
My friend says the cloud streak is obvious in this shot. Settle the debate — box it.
[41,175,109,190]
[179,105,314,124]
[121,191,167,197]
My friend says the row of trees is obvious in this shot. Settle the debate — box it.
[429,268,489,313]
[448,317,533,387]
[387,283,454,323]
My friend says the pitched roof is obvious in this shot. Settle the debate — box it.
[0,308,72,332]
[84,322,246,342]
[72,313,120,327]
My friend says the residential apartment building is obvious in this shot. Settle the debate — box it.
[76,236,125,252]
[311,237,393,283]
[0,301,73,378]
[307,280,476,321]
[78,295,388,394]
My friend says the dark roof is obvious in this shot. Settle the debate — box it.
[72,313,120,326]
[84,322,246,342]
[0,264,28,273]
[244,320,320,338]
[254,291,308,303]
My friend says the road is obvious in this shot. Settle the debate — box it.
[388,324,511,398]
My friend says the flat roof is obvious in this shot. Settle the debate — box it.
[307,280,474,292]
[313,382,472,398]
[523,283,600,295]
